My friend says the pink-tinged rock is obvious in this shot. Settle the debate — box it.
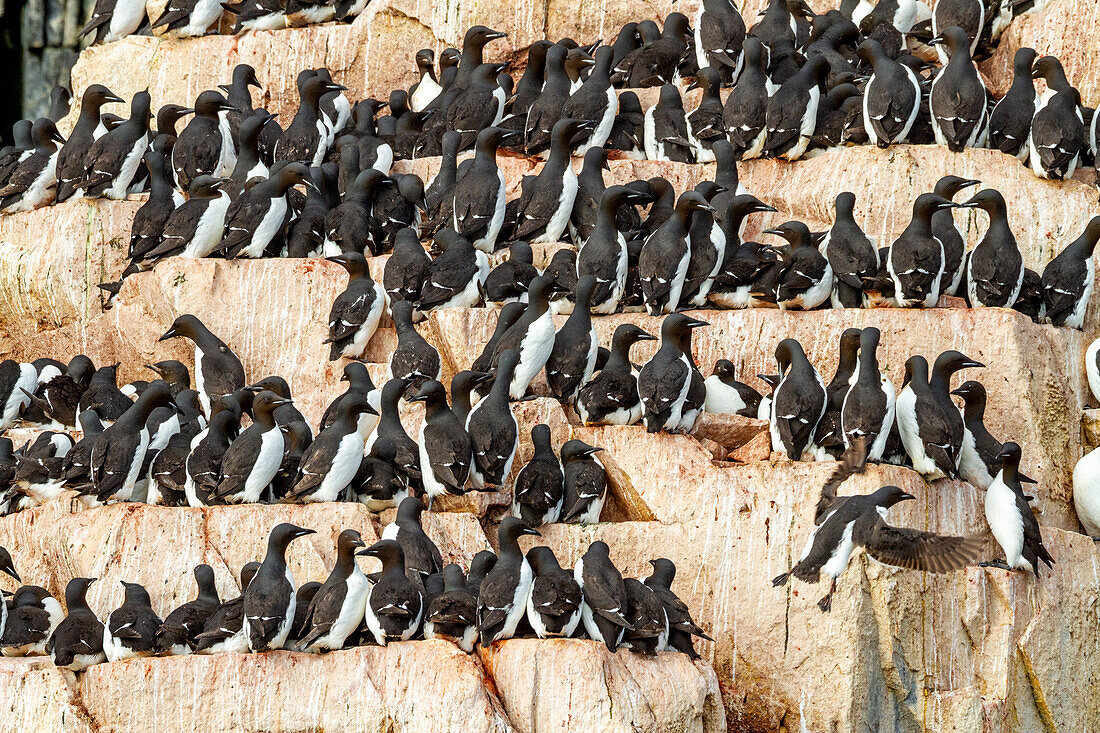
[0,198,140,338]
[691,412,768,452]
[0,658,96,732]
[78,642,513,732]
[480,638,726,733]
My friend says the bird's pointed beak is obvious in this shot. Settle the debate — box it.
[106,93,125,104]
[486,30,508,40]
[686,317,709,328]
[900,492,916,501]
[928,35,944,47]
[272,397,294,406]
[522,527,541,536]
[157,327,178,341]
[295,527,316,538]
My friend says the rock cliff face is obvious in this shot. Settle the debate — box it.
[3,1,1100,732]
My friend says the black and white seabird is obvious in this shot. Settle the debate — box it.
[288,393,375,504]
[103,581,162,662]
[297,529,369,652]
[0,360,37,431]
[577,324,656,427]
[210,390,291,505]
[158,314,246,417]
[560,439,607,524]
[387,300,442,395]
[638,313,708,434]
[2,585,64,657]
[322,361,380,434]
[859,39,921,147]
[152,0,224,37]
[325,252,386,361]
[931,0,983,63]
[560,47,618,156]
[987,48,1037,161]
[154,564,221,655]
[964,189,1024,308]
[723,37,770,160]
[704,359,763,418]
[409,49,444,113]
[644,84,695,163]
[774,485,982,612]
[447,370,490,427]
[172,91,236,191]
[47,577,105,671]
[143,176,232,263]
[409,380,472,505]
[839,327,896,461]
[768,221,835,310]
[895,351,983,479]
[226,110,276,197]
[612,12,691,88]
[575,540,630,650]
[764,56,829,161]
[952,381,1033,490]
[322,168,387,257]
[929,26,988,152]
[355,436,410,512]
[621,578,666,655]
[931,175,981,296]
[183,396,241,507]
[888,194,959,307]
[87,381,173,504]
[193,562,259,654]
[506,119,588,244]
[984,443,1054,576]
[512,424,564,525]
[521,45,573,155]
[546,276,599,402]
[1029,56,1085,181]
[0,118,64,213]
[445,63,507,152]
[578,185,651,314]
[243,523,316,652]
[360,539,424,644]
[82,0,146,43]
[452,127,509,253]
[643,558,712,657]
[819,192,878,308]
[524,545,582,638]
[56,85,124,202]
[484,241,538,307]
[12,430,73,505]
[417,230,490,312]
[478,517,539,645]
[380,496,443,581]
[694,0,746,81]
[423,564,478,652]
[685,68,727,163]
[372,378,422,490]
[487,276,561,399]
[465,350,519,490]
[217,163,315,259]
[639,191,715,315]
[275,74,346,166]
[78,90,152,200]
[75,363,131,423]
[768,338,827,460]
[1041,216,1100,329]
[383,227,431,306]
[128,151,180,266]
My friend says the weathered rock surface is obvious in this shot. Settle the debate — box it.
[480,638,726,733]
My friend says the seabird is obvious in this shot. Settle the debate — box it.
[512,424,564,524]
[354,435,410,512]
[560,439,608,524]
[103,582,162,662]
[837,327,895,462]
[546,276,599,402]
[611,12,690,88]
[154,564,221,655]
[643,84,695,163]
[888,194,959,308]
[380,496,443,580]
[409,380,472,505]
[423,564,478,652]
[210,390,291,505]
[298,529,370,652]
[383,227,431,306]
[172,91,236,191]
[82,0,146,44]
[0,118,64,213]
[987,48,1037,161]
[194,562,259,654]
[55,85,124,202]
[466,350,519,490]
[638,313,708,434]
[984,443,1054,576]
[86,382,173,504]
[769,221,835,310]
[1073,445,1100,538]
[409,50,444,113]
[387,300,442,394]
[143,176,232,263]
[695,0,746,81]
[2,586,64,657]
[78,90,152,200]
[764,56,829,161]
[417,229,490,312]
[931,175,981,296]
[47,578,105,671]
[522,546,582,638]
[819,192,878,308]
[128,151,181,266]
[506,119,588,244]
[964,189,1023,309]
[1041,216,1100,329]
[288,393,375,503]
[484,241,538,307]
[1029,55,1085,181]
[217,162,315,259]
[0,360,37,432]
[769,338,827,460]
[561,47,618,156]
[183,395,242,507]
[323,168,387,257]
[859,39,921,147]
[488,276,561,399]
[575,540,631,650]
[579,185,650,314]
[704,359,763,418]
[639,191,715,314]
[324,253,386,361]
[644,559,711,657]
[151,0,224,37]
[371,377,422,490]
[952,380,1033,490]
[360,539,424,645]
[477,517,539,645]
[774,485,982,612]
[577,323,656,426]
[722,37,769,160]
[158,314,246,417]
[929,26,988,152]
[452,127,510,253]
[445,63,507,152]
[243,523,316,652]
[895,351,983,479]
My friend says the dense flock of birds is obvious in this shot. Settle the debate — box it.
[0,515,712,669]
[0,0,1098,677]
